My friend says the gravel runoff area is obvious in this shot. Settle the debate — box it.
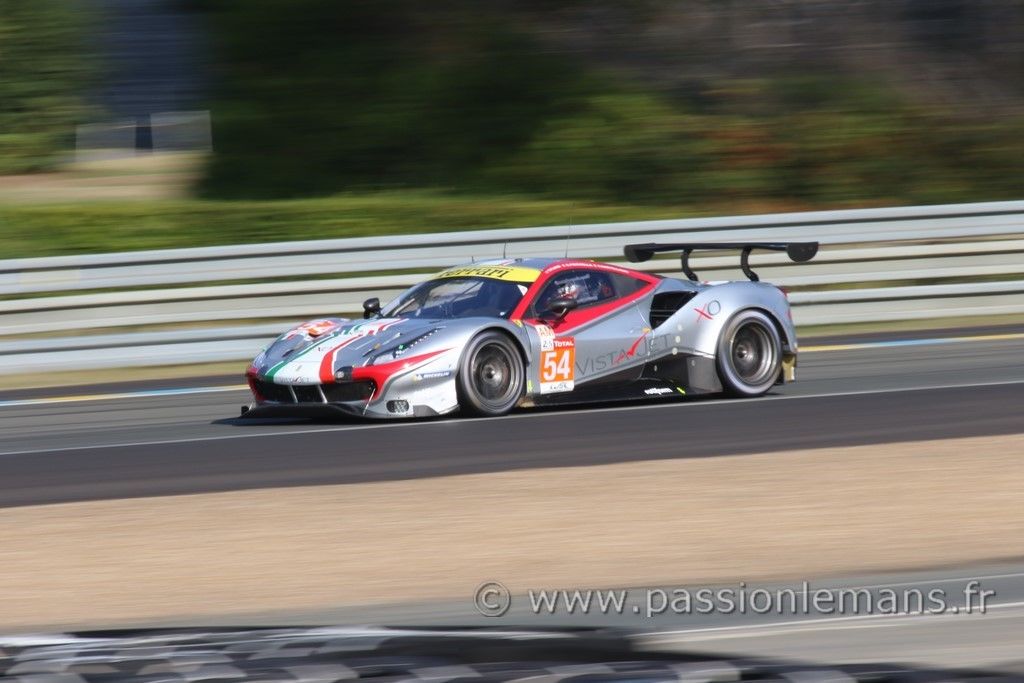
[1,433,1021,630]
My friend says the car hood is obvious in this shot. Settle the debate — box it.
[250,317,452,385]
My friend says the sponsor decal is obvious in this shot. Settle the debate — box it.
[414,370,453,381]
[284,319,340,340]
[539,380,573,394]
[644,387,674,396]
[435,265,540,282]
[576,334,670,376]
[541,260,638,276]
[694,300,721,322]
[272,375,315,386]
[535,323,555,351]
[539,336,575,394]
[614,332,649,364]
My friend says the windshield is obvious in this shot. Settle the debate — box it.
[380,276,528,319]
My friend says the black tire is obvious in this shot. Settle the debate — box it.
[716,310,782,397]
[457,331,525,416]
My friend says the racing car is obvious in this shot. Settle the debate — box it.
[244,242,818,418]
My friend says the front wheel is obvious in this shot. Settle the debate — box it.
[457,331,525,416]
[716,310,782,397]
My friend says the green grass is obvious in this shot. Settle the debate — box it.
[0,190,800,259]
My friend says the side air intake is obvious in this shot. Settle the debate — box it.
[649,291,697,328]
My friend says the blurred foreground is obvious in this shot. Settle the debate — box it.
[5,627,1023,682]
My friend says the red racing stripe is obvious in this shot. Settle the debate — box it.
[317,320,402,383]
[318,335,361,383]
[352,349,450,399]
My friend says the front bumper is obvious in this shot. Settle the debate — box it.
[241,399,448,420]
[249,376,376,404]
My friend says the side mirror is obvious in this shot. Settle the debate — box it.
[362,297,381,319]
[545,296,578,320]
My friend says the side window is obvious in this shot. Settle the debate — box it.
[531,269,618,316]
[609,273,648,297]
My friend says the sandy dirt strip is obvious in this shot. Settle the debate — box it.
[1,433,1022,630]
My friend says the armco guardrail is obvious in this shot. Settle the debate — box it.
[1,200,1023,374]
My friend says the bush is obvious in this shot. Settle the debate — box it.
[193,0,1024,208]
[482,93,705,202]
[196,0,590,198]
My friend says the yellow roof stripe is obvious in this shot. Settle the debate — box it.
[434,265,541,282]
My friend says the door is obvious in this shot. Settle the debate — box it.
[522,267,654,393]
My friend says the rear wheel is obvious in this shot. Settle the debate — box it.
[457,331,525,416]
[716,310,782,397]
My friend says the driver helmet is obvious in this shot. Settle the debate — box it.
[556,280,581,301]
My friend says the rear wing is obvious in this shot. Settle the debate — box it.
[623,242,818,282]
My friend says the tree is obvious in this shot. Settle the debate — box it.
[0,0,95,173]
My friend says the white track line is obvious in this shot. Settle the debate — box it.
[642,599,1024,642]
[0,378,1021,457]
[0,385,245,408]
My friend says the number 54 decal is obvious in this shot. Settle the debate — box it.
[539,337,575,394]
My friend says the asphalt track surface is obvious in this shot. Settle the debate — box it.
[0,328,1022,508]
[2,327,1024,668]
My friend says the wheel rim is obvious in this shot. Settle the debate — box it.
[730,322,776,385]
[471,343,517,405]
